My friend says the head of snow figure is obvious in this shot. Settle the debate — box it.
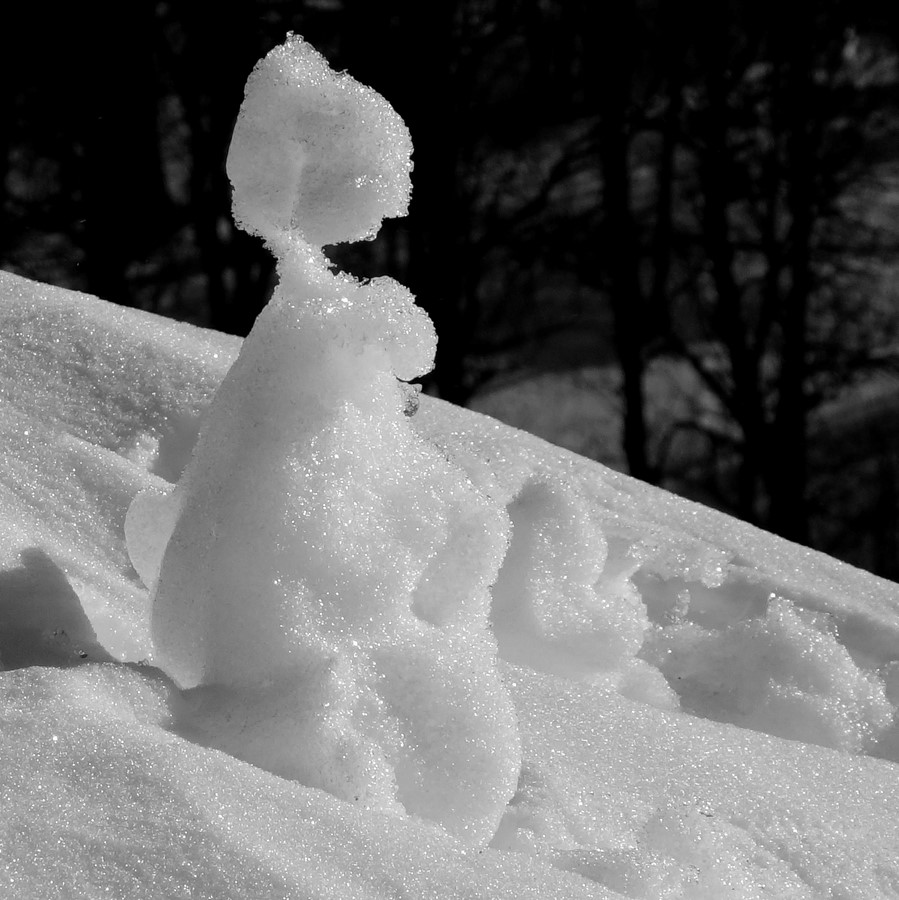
[226,36,413,248]
[127,35,520,846]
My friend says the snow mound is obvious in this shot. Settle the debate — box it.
[5,268,899,898]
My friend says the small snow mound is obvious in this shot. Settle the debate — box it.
[641,595,894,752]
[491,476,649,680]
[227,34,413,247]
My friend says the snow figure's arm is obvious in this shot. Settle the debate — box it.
[128,34,520,847]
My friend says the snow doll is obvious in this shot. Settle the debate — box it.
[128,35,520,846]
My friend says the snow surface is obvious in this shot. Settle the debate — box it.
[2,34,899,900]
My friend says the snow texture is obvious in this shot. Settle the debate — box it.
[1,33,899,900]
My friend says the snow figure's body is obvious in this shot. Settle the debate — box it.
[126,36,520,845]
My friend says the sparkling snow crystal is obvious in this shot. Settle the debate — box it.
[126,35,520,844]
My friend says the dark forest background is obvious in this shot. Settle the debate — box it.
[5,1,899,578]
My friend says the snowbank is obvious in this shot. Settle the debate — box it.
[4,272,899,899]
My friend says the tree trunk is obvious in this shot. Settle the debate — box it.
[590,0,654,483]
[767,28,816,544]
[696,26,767,523]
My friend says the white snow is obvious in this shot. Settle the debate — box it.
[2,33,899,900]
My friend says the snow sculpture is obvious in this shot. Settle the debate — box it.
[126,35,520,845]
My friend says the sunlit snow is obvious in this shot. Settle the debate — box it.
[2,34,899,900]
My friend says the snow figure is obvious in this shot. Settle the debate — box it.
[126,35,520,845]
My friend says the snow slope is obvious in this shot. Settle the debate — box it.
[2,271,899,898]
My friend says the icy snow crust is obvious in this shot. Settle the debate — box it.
[2,35,899,900]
